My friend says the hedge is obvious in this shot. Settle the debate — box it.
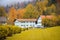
[0,25,21,40]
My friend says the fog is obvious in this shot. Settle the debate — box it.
[0,0,33,6]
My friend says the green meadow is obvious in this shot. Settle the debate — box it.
[6,26,60,40]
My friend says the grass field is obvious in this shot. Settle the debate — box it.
[6,26,60,40]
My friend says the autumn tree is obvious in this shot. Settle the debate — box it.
[35,0,48,15]
[17,8,26,19]
[44,4,56,15]
[23,4,35,19]
[8,7,17,24]
[50,4,56,15]
[23,0,49,18]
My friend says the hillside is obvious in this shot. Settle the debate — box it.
[6,26,60,40]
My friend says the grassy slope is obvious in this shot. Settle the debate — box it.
[6,26,60,40]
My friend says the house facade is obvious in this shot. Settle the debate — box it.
[14,16,43,28]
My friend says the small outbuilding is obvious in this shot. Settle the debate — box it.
[0,17,7,24]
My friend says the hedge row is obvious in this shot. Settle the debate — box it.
[0,25,22,40]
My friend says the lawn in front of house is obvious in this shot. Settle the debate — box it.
[6,26,60,40]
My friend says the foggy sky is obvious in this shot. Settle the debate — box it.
[0,0,32,6]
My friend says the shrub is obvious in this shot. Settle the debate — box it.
[0,25,9,40]
[42,16,58,27]
[6,25,21,36]
[57,15,60,26]
[0,25,21,40]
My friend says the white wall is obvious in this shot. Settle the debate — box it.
[36,17,43,28]
[14,20,36,28]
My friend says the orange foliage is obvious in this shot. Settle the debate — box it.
[8,7,26,24]
[17,9,26,19]
[8,7,17,24]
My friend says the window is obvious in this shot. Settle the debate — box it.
[26,25,28,26]
[30,21,32,23]
[33,21,35,23]
[21,21,25,23]
[21,25,24,26]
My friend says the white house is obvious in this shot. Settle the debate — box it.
[14,16,43,28]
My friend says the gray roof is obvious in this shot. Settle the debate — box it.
[0,17,7,22]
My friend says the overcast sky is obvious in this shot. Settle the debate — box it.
[0,0,32,6]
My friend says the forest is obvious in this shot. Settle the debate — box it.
[0,0,60,25]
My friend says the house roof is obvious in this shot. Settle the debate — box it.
[40,15,53,19]
[17,19,37,22]
[15,15,53,22]
[0,17,6,22]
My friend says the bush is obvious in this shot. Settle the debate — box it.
[0,25,9,40]
[57,15,60,26]
[42,16,58,27]
[0,25,21,40]
[21,28,28,31]
[7,25,21,36]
